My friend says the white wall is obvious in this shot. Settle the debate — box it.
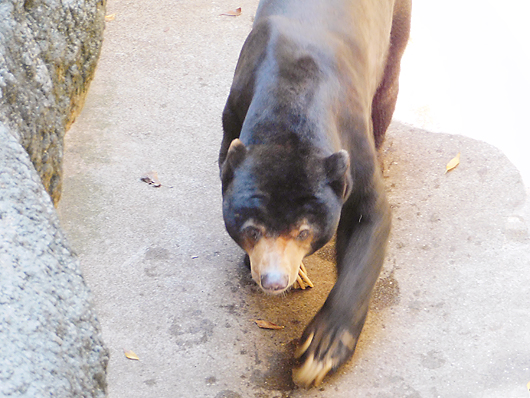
[394,0,530,186]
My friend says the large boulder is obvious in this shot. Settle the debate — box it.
[0,123,108,397]
[0,0,108,396]
[0,0,106,204]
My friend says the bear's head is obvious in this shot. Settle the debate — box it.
[220,138,352,295]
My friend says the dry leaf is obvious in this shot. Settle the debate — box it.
[253,319,284,330]
[445,152,460,173]
[220,7,242,16]
[124,350,139,360]
[105,14,116,22]
[140,171,162,187]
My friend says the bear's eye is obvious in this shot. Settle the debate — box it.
[297,229,310,241]
[244,226,262,242]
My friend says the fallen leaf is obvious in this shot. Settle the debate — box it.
[220,7,242,16]
[124,350,139,360]
[445,152,460,174]
[140,171,162,187]
[253,319,284,330]
[105,14,116,22]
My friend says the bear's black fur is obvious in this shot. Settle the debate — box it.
[219,0,411,387]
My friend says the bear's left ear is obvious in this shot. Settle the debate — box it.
[221,139,247,189]
[325,150,352,201]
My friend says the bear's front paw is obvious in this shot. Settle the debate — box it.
[292,314,359,387]
[292,263,314,290]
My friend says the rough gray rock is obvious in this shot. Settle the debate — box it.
[0,122,108,397]
[0,0,108,395]
[0,0,106,204]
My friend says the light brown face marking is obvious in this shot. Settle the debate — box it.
[241,220,314,294]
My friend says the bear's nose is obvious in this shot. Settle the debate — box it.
[260,272,289,291]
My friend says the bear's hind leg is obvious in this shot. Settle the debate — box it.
[371,0,411,149]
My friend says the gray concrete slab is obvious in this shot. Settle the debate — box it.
[57,1,530,397]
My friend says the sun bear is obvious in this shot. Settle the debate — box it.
[218,0,411,387]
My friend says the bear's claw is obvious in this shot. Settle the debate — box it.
[293,324,358,387]
[294,332,314,359]
[293,263,314,289]
[293,353,334,387]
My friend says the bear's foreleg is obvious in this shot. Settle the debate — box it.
[293,181,391,387]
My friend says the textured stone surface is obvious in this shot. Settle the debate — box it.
[0,122,108,397]
[0,0,106,204]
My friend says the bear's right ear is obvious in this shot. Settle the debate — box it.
[325,150,352,201]
[221,139,247,188]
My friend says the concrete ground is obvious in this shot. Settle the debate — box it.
[57,1,530,397]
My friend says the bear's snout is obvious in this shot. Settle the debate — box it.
[260,271,289,292]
